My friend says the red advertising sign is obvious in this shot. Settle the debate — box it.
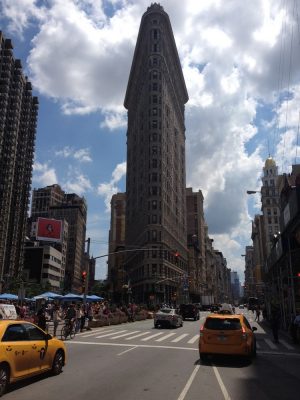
[37,218,62,243]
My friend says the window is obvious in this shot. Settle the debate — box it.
[204,318,242,330]
[2,324,27,341]
[152,83,158,91]
[24,324,46,340]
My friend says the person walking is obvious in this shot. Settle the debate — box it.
[270,307,281,343]
[255,307,261,322]
[52,305,60,337]
[37,307,47,331]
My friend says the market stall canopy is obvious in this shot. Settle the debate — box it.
[62,293,83,301]
[33,292,62,301]
[85,294,104,301]
[0,293,18,300]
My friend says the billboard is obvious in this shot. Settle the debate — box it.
[37,217,62,243]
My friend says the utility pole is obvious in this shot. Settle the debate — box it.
[83,237,90,305]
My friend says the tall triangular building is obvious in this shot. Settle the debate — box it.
[124,4,189,304]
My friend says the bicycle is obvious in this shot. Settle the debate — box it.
[61,319,76,340]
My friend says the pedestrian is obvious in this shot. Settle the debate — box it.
[270,307,280,343]
[37,307,47,331]
[52,305,60,337]
[255,307,261,322]
[293,310,300,344]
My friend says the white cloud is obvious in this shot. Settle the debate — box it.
[62,168,93,195]
[55,146,92,162]
[97,162,126,211]
[32,161,57,186]
[3,0,300,280]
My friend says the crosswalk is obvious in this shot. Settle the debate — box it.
[73,328,298,353]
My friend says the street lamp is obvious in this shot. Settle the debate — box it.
[247,190,260,195]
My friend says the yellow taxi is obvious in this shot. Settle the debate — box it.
[0,319,66,396]
[199,313,257,361]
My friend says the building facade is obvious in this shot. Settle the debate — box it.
[107,193,126,303]
[124,4,189,304]
[0,32,38,288]
[31,186,87,293]
[186,188,207,302]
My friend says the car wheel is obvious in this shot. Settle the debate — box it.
[52,350,64,375]
[252,341,257,358]
[0,365,9,397]
[200,353,208,362]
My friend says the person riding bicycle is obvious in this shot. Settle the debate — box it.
[64,303,76,332]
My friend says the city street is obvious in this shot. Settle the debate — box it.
[4,309,300,400]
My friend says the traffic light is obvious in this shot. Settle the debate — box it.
[81,270,87,283]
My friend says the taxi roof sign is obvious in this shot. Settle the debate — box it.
[0,304,17,320]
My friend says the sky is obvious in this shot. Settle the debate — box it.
[1,0,300,282]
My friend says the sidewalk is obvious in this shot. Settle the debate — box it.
[259,319,300,351]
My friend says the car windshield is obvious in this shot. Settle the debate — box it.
[160,309,173,314]
[205,318,242,330]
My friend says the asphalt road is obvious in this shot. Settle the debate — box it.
[5,308,300,400]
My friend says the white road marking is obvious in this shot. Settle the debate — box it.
[141,332,164,341]
[95,330,128,339]
[172,334,189,343]
[67,341,198,351]
[155,333,176,342]
[177,364,201,400]
[80,329,115,338]
[188,335,199,344]
[111,331,140,339]
[256,342,261,349]
[265,338,277,350]
[280,340,294,350]
[212,365,231,400]
[67,341,300,356]
[125,332,151,340]
[117,346,138,356]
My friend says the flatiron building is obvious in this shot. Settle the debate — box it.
[124,4,189,304]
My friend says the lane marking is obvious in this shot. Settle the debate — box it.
[172,334,189,343]
[80,329,115,338]
[280,340,294,350]
[265,338,277,350]
[155,333,176,342]
[212,365,231,400]
[95,330,127,339]
[126,332,151,340]
[177,364,201,400]
[117,346,138,356]
[67,341,300,356]
[256,342,261,349]
[188,335,199,344]
[74,328,110,337]
[67,341,198,351]
[141,332,164,341]
[111,331,140,339]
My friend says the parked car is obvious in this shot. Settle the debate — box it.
[199,313,257,362]
[180,304,200,321]
[0,319,66,396]
[154,308,183,328]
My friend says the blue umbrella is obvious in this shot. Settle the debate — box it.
[39,291,62,299]
[87,295,104,301]
[0,293,18,300]
[62,293,83,301]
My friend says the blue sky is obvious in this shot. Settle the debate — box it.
[1,0,300,281]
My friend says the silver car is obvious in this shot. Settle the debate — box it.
[154,308,183,328]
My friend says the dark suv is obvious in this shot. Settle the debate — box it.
[179,304,200,321]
